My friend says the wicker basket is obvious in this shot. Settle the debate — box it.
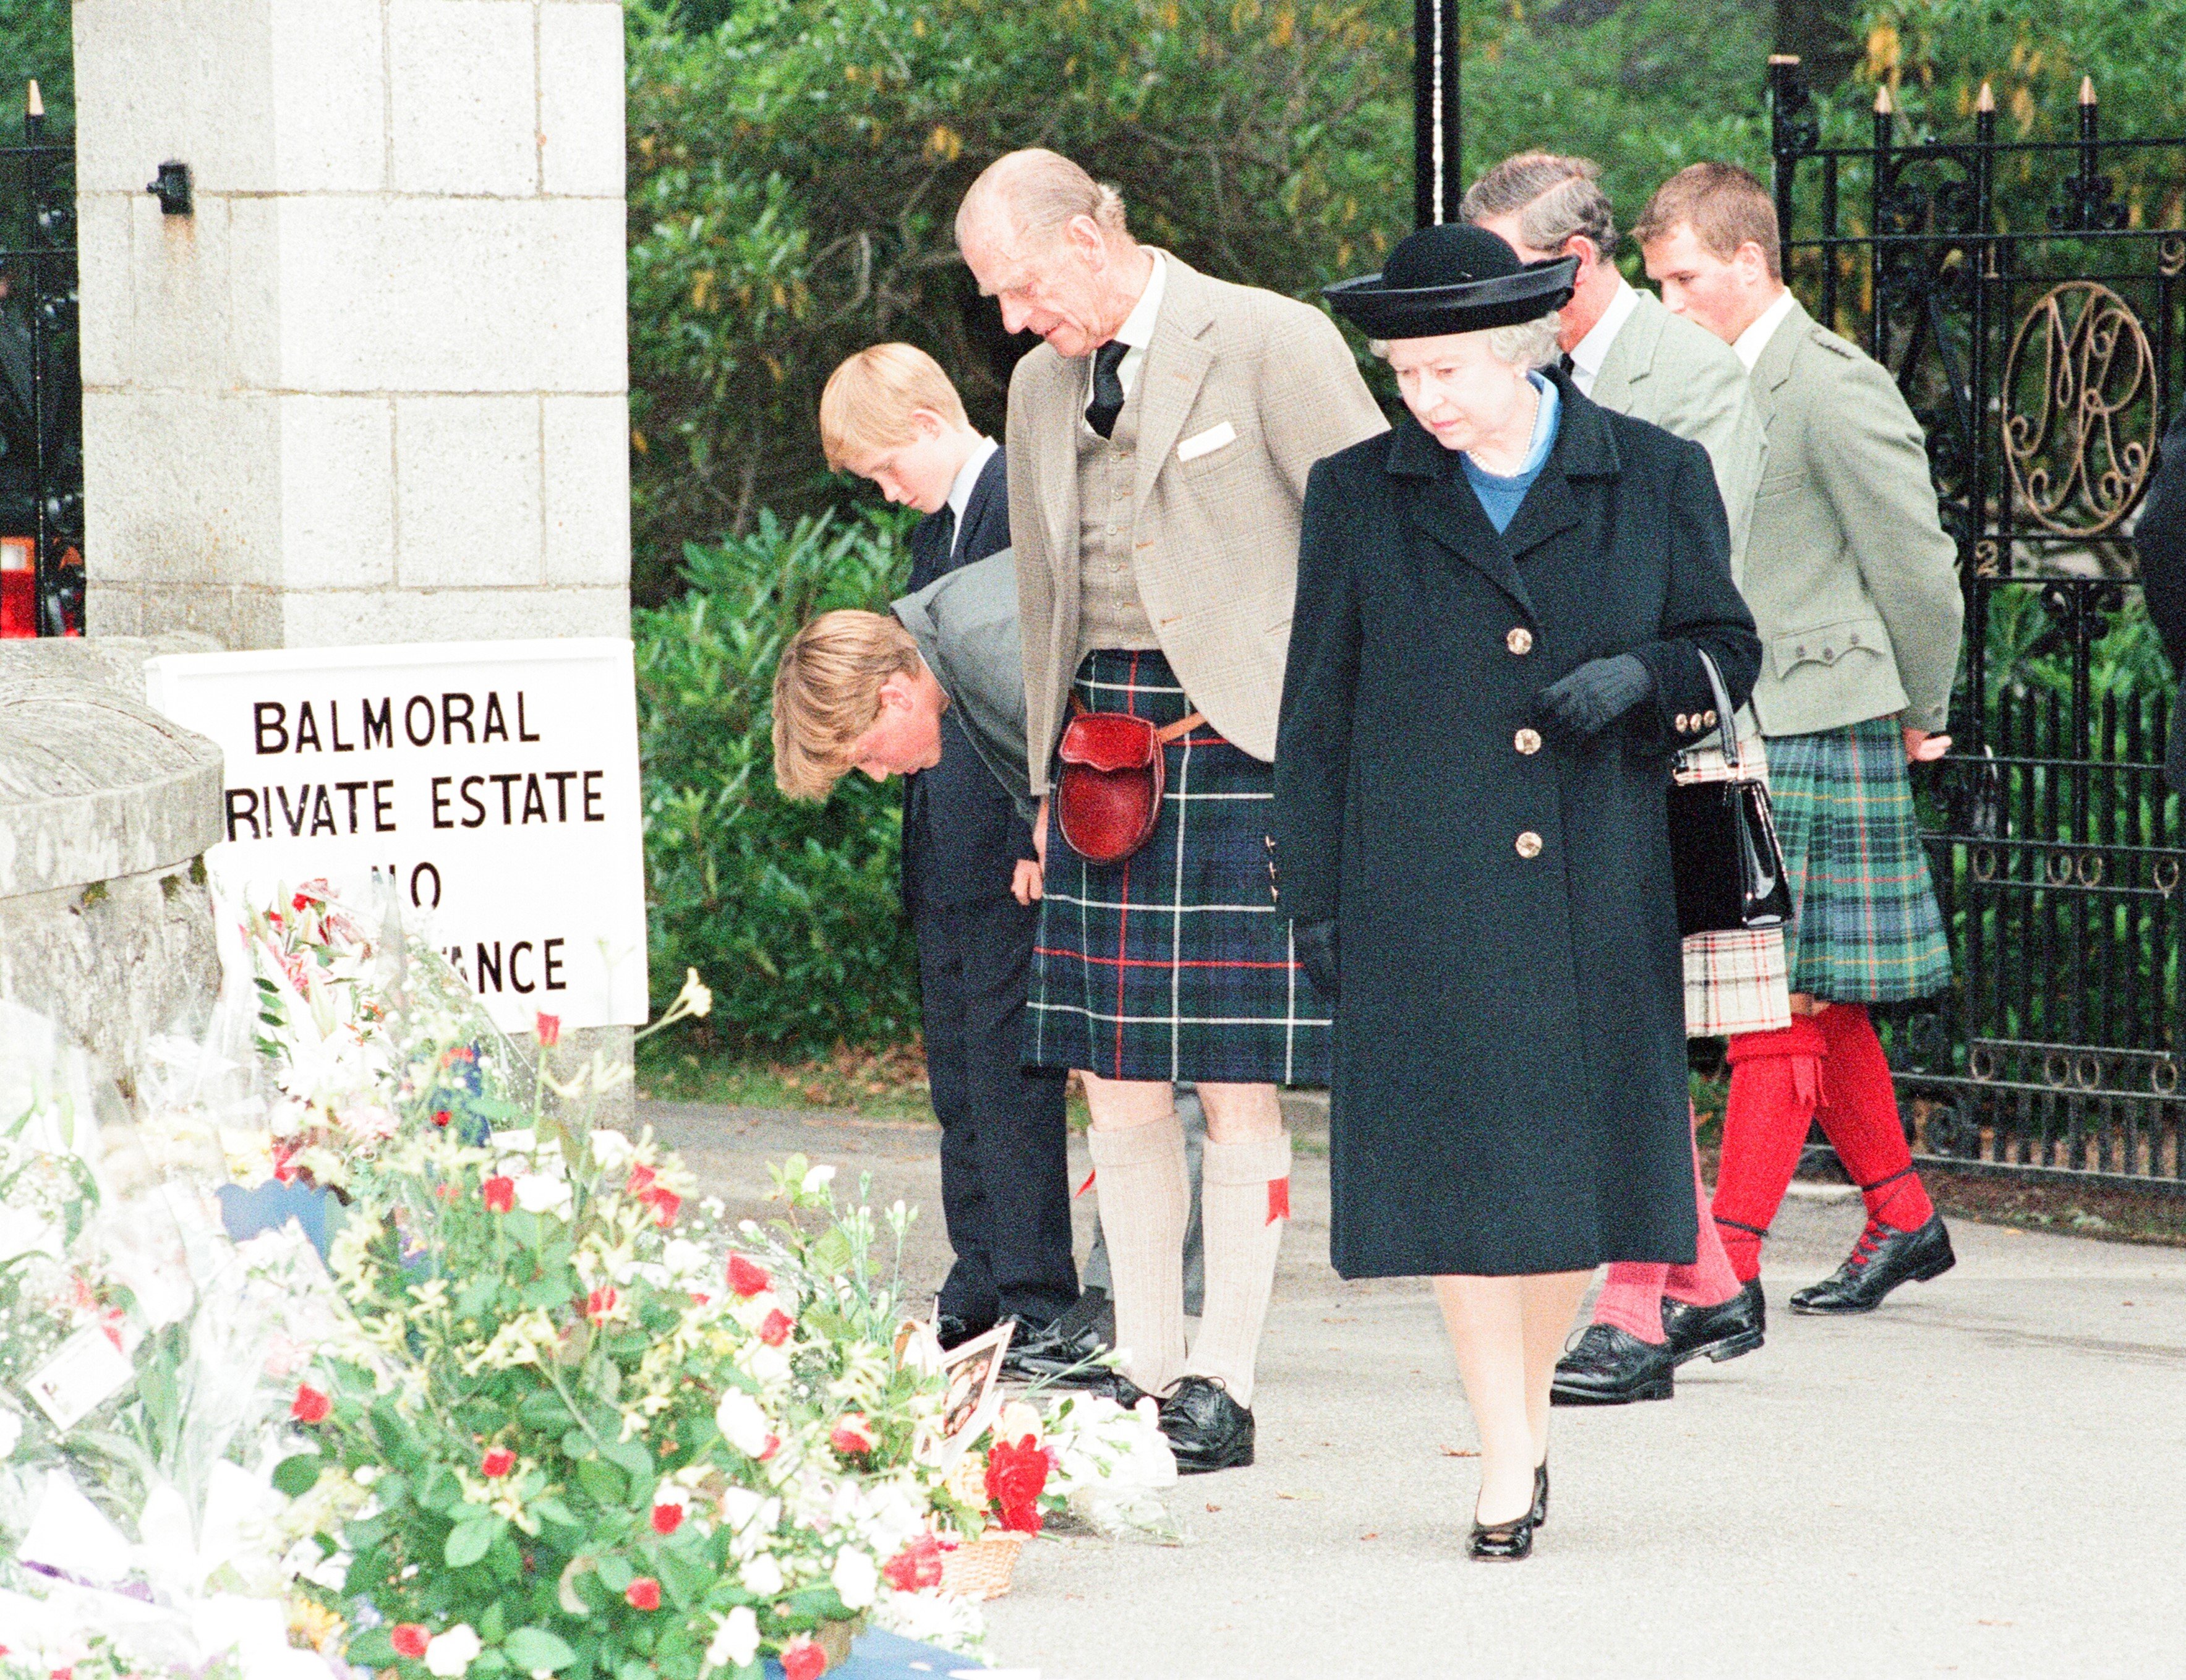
[938,1531,1027,1600]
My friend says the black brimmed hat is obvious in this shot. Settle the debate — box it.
[1323,224,1578,339]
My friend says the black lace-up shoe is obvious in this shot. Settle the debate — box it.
[1660,1278,1766,1367]
[1001,1290,1114,1386]
[1156,1376,1255,1473]
[1791,1213,1955,1314]
[1550,1323,1676,1406]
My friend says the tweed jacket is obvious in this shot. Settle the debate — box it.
[894,550,1036,819]
[1741,294,1963,736]
[1591,289,1766,582]
[1006,252,1388,793]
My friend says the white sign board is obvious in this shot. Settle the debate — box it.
[144,639,647,1032]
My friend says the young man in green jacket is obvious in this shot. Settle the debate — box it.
[1639,161,1963,1316]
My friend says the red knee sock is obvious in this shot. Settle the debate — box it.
[1812,1004,1935,1232]
[1664,1112,1742,1308]
[1594,1105,1742,1336]
[1711,1017,1829,1282]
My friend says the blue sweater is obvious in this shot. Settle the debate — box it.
[1460,372,1560,534]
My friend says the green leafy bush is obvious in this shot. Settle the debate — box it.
[635,506,921,1055]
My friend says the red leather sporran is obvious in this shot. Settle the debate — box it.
[1053,700,1205,866]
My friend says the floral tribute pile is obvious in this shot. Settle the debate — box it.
[1,881,1174,1680]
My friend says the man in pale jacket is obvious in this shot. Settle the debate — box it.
[955,149,1386,1472]
[1639,161,1963,1318]
[1464,151,1777,1406]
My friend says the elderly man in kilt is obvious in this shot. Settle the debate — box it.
[955,148,1386,1471]
[1639,162,1964,1315]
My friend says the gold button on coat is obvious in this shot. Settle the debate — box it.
[1506,627,1534,656]
[1514,728,1542,756]
[1515,831,1543,859]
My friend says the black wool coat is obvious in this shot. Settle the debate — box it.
[1272,374,1762,1279]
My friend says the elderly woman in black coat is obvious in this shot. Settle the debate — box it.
[1273,225,1761,1560]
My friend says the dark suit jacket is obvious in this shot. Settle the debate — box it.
[2136,410,2186,791]
[902,448,1036,909]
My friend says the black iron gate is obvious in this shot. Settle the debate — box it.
[1769,58,2185,1190]
[0,80,81,637]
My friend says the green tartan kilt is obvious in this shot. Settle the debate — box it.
[1768,718,1954,1003]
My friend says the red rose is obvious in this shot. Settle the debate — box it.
[432,1109,451,1128]
[291,1383,331,1425]
[757,1433,780,1462]
[626,1164,657,1196]
[480,1446,516,1478]
[535,1013,561,1047]
[780,1640,826,1680]
[984,1433,1051,1534]
[482,1175,515,1214]
[651,1501,683,1535]
[586,1286,619,1324]
[829,1414,875,1456]
[624,1577,660,1611]
[726,1254,770,1297]
[389,1626,430,1660]
[758,1308,794,1347]
[881,1533,946,1593]
[647,1188,682,1227]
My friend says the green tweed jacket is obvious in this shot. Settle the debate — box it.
[1741,295,1963,736]
[1590,289,1767,585]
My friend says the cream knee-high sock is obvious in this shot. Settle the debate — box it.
[1087,1112,1189,1396]
[1181,1130,1291,1409]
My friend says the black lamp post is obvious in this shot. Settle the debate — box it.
[1414,0,1462,228]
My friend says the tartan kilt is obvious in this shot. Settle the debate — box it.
[1770,717,1954,1003]
[1026,649,1330,1084]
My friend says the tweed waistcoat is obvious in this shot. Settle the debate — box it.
[1074,385,1158,657]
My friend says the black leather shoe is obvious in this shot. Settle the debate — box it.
[1660,1278,1766,1367]
[1156,1376,1255,1473]
[934,1313,987,1352]
[1467,1510,1535,1561]
[1550,1324,1676,1406]
[1001,1292,1114,1386]
[1791,1213,1955,1315]
[1530,1461,1548,1529]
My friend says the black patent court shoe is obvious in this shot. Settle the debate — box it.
[1468,1509,1536,1562]
[1530,1460,1548,1528]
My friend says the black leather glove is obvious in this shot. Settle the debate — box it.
[1539,653,1654,741]
[1292,918,1339,1002]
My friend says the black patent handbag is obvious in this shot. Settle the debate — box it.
[1667,649,1794,937]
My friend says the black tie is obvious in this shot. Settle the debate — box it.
[1085,340,1129,438]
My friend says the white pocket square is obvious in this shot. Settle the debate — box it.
[1176,421,1237,462]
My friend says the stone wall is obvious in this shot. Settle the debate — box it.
[0,637,226,1091]
[74,0,631,649]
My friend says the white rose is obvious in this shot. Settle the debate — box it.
[489,1128,537,1156]
[588,1128,634,1172]
[424,1625,482,1678]
[0,1405,21,1459]
[830,1547,878,1611]
[800,1164,836,1194]
[704,1606,759,1672]
[512,1174,573,1218]
[739,1552,784,1597]
[660,1239,712,1286]
[714,1389,773,1459]
[996,1399,1043,1446]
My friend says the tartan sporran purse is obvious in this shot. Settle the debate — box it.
[1667,649,1793,937]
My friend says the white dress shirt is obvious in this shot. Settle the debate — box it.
[1732,287,1800,371]
[942,435,999,558]
[1565,276,1641,398]
[1098,249,1168,402]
